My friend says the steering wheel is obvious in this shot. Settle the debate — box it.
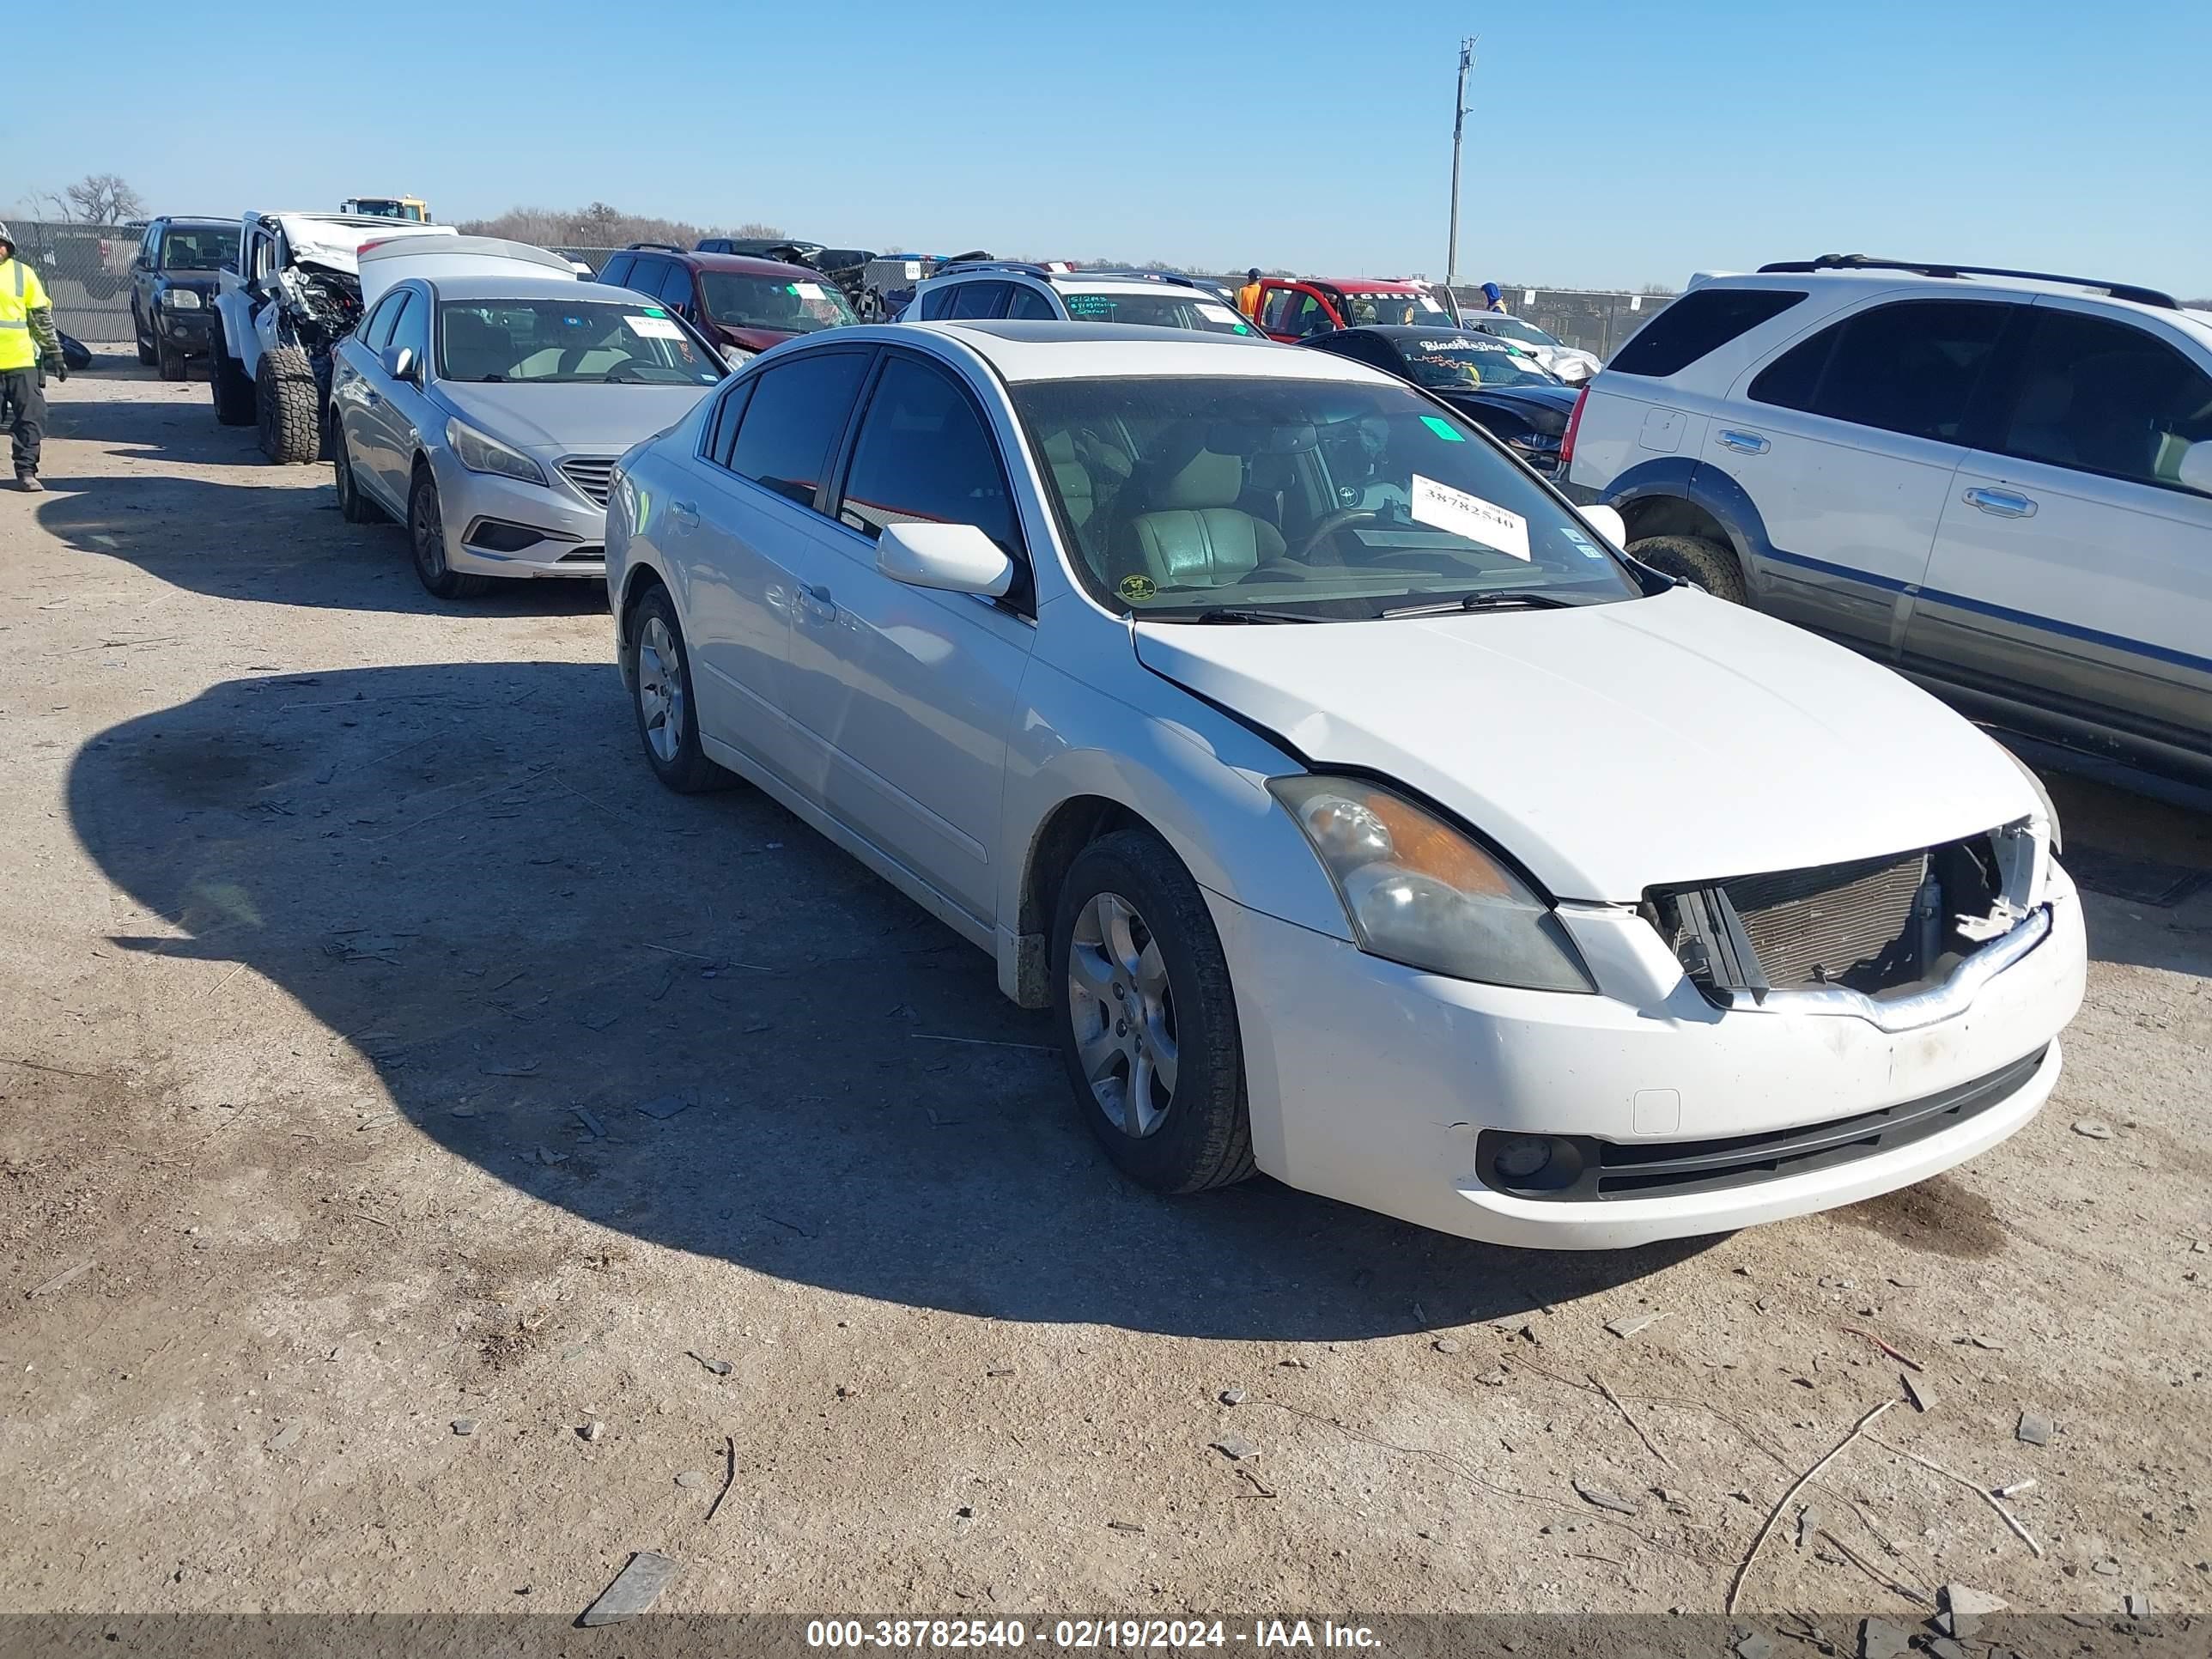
[1285,507,1383,565]
[604,359,654,383]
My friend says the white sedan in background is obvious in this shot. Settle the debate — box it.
[603,321,2083,1249]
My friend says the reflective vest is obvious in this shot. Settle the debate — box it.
[0,258,52,371]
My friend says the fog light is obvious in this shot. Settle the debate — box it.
[1492,1136,1555,1181]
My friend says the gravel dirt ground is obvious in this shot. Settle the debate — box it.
[3,361,2209,1625]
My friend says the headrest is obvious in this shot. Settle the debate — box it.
[1152,448,1243,511]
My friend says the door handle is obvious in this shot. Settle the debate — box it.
[668,500,699,531]
[1717,429,1770,455]
[799,581,836,622]
[1963,487,2036,519]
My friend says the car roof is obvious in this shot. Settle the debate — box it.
[850,319,1388,384]
[1295,277,1427,293]
[157,217,234,229]
[1696,265,2197,325]
[425,275,639,303]
[672,250,826,281]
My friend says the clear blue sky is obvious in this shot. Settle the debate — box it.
[9,0,2209,295]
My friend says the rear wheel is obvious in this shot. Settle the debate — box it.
[331,419,383,524]
[256,344,320,464]
[408,465,489,600]
[208,322,255,426]
[1628,533,1746,604]
[626,587,732,793]
[1052,830,1254,1195]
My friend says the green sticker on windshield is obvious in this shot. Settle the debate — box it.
[1118,574,1158,602]
[642,307,668,318]
[1420,416,1465,441]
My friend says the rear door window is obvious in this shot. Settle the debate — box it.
[1006,284,1058,320]
[918,283,963,321]
[948,282,1011,319]
[1609,287,1807,378]
[834,355,1023,560]
[599,253,635,289]
[624,257,666,298]
[1990,309,2212,490]
[725,349,872,508]
[1753,300,2012,444]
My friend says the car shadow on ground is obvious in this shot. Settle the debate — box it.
[67,659,1698,1341]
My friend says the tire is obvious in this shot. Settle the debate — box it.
[1051,829,1254,1195]
[331,419,383,524]
[625,586,732,793]
[133,304,156,366]
[1628,532,1747,605]
[407,465,490,600]
[256,344,320,465]
[209,322,255,426]
[157,340,185,382]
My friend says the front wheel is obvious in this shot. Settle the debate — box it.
[256,344,320,465]
[134,305,156,366]
[408,465,489,600]
[1052,830,1254,1195]
[1627,533,1746,604]
[208,321,255,426]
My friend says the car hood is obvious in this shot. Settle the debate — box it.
[1132,589,2039,901]
[435,380,718,453]
[714,323,803,353]
[1439,383,1579,434]
[154,273,221,298]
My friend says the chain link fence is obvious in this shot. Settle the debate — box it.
[16,219,1674,361]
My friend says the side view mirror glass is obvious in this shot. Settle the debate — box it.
[1581,504,1628,549]
[876,521,1014,599]
[383,345,416,384]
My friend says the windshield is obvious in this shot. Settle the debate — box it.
[700,272,858,333]
[159,228,231,271]
[1475,315,1563,350]
[1060,290,1259,335]
[1331,290,1449,328]
[1014,376,1640,619]
[1396,336,1560,389]
[434,299,724,386]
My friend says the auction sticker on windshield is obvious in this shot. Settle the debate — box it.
[625,315,686,340]
[1197,302,1248,329]
[1409,475,1529,560]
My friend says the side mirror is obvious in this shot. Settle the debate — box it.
[2177,443,2212,498]
[876,521,1014,599]
[1581,504,1628,549]
[382,345,416,384]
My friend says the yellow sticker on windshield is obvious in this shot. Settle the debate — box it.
[1119,574,1158,602]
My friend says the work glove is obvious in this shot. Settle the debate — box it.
[46,356,66,382]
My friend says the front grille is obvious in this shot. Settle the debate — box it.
[558,457,617,506]
[1475,1047,2046,1202]
[1724,850,1928,990]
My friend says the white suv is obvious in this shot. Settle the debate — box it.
[900,261,1261,337]
[1563,256,2212,782]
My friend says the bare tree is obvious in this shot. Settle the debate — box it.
[49,173,146,225]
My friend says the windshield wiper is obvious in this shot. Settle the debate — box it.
[1186,606,1327,624]
[1380,589,1577,618]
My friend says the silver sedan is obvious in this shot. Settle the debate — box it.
[328,273,726,599]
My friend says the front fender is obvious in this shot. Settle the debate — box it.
[998,640,1355,1005]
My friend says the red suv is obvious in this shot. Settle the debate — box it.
[596,242,860,365]
[1252,276,1453,342]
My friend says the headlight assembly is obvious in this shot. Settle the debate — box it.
[160,288,203,309]
[1269,775,1596,993]
[445,418,547,487]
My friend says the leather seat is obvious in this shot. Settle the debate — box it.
[1113,446,1285,589]
[441,311,514,381]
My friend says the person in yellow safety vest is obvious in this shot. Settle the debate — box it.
[0,222,67,492]
[1236,268,1264,320]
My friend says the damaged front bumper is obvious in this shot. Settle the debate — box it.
[1206,860,2085,1250]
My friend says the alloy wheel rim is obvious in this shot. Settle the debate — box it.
[637,617,684,764]
[412,483,444,578]
[1067,890,1179,1138]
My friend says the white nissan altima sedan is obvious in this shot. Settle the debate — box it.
[603,321,2086,1249]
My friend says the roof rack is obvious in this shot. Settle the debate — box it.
[933,258,1077,280]
[624,241,687,254]
[1757,254,2177,310]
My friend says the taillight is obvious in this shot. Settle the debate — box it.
[1559,386,1589,472]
